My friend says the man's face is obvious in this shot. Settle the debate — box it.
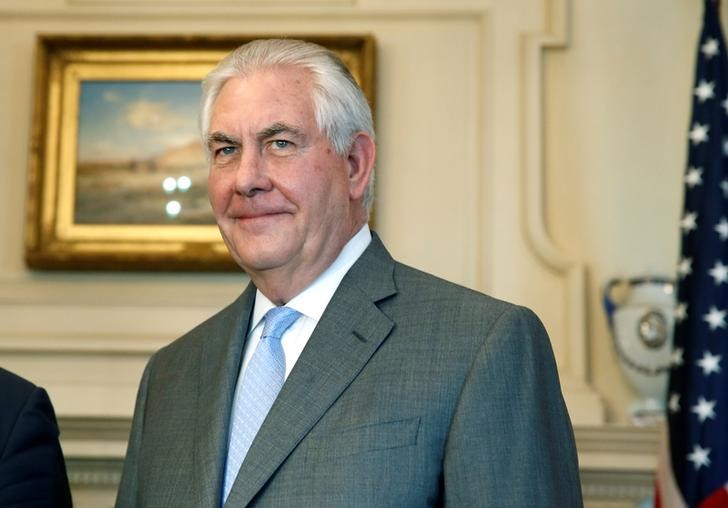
[207,66,364,301]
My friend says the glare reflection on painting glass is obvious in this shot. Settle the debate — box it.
[166,200,182,218]
[162,177,177,194]
[161,176,193,220]
[177,176,192,192]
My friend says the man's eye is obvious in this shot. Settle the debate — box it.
[216,146,237,156]
[272,140,291,150]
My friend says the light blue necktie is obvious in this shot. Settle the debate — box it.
[222,306,301,503]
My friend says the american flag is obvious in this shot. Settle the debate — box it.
[657,1,728,506]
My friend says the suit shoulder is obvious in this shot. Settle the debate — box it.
[0,369,58,452]
[0,368,39,417]
[0,368,35,399]
[392,262,525,314]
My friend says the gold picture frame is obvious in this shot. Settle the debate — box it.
[25,34,376,271]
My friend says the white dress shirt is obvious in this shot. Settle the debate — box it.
[240,224,372,380]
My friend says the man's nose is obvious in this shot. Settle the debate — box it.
[235,149,272,196]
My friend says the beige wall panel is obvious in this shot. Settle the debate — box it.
[545,0,701,423]
[0,301,228,415]
[0,353,147,418]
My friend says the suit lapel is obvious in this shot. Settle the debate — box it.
[226,235,397,507]
[193,283,256,507]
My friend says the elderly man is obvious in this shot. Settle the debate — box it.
[117,39,582,507]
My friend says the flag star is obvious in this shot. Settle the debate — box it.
[671,347,684,367]
[703,306,727,330]
[715,218,728,240]
[695,80,716,102]
[687,444,711,470]
[680,212,698,234]
[709,261,728,284]
[702,37,720,58]
[691,397,717,423]
[669,393,681,413]
[685,166,703,187]
[677,257,693,278]
[674,302,688,323]
[689,122,709,144]
[723,179,728,197]
[724,137,728,156]
[724,96,728,115]
[697,350,722,375]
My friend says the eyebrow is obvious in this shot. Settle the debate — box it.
[257,122,304,141]
[206,132,240,151]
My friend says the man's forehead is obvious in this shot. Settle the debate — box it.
[212,69,314,112]
[209,71,319,137]
[222,65,313,95]
[208,113,315,140]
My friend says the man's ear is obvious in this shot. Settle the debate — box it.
[346,132,376,201]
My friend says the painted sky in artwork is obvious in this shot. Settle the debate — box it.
[77,81,201,162]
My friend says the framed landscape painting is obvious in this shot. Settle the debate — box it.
[25,34,376,271]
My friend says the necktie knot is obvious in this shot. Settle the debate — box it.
[262,307,301,342]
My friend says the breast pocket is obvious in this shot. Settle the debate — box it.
[306,416,421,459]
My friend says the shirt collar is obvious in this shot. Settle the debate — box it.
[250,224,372,331]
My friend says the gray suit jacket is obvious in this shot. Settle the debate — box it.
[116,235,582,507]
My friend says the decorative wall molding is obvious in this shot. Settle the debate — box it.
[576,425,658,503]
[581,470,654,503]
[521,0,605,425]
[0,4,491,18]
[577,426,659,471]
[0,274,246,307]
[61,417,131,441]
[68,0,353,5]
[67,458,122,488]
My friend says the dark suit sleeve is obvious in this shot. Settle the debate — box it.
[443,305,583,507]
[0,383,73,508]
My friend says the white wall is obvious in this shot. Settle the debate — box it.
[545,0,700,423]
